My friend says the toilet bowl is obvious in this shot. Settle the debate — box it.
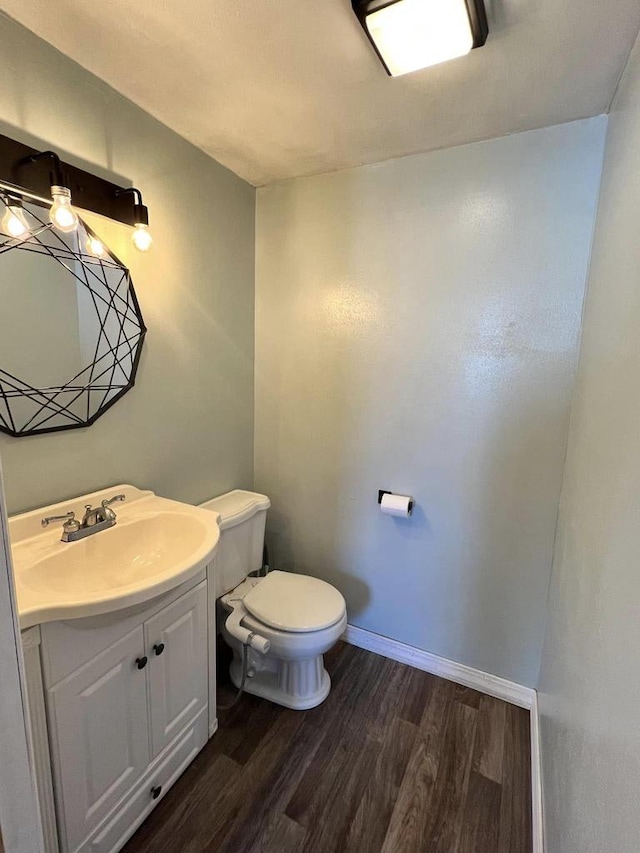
[200,491,347,710]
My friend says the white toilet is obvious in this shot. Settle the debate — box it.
[200,490,347,710]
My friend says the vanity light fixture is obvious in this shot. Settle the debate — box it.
[0,132,154,244]
[1,193,30,238]
[116,187,152,252]
[351,0,488,77]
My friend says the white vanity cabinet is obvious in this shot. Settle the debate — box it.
[23,574,211,853]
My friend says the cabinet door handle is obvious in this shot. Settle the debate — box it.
[153,643,165,656]
[135,656,148,670]
[151,785,162,800]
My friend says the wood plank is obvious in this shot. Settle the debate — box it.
[215,717,323,853]
[199,709,304,851]
[395,662,436,727]
[344,716,417,853]
[420,700,478,853]
[498,704,532,853]
[473,694,507,784]
[454,683,485,709]
[285,650,391,828]
[380,677,456,853]
[295,731,379,853]
[262,814,306,853]
[284,698,377,828]
[362,656,415,743]
[458,770,502,853]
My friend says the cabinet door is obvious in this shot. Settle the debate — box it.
[145,581,208,756]
[47,626,149,852]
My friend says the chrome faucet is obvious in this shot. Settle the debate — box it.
[42,494,126,542]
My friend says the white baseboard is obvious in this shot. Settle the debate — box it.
[343,624,535,709]
[342,624,543,851]
[530,691,544,853]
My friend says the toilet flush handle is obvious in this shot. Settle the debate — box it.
[246,632,271,654]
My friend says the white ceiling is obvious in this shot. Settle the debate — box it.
[1,0,639,186]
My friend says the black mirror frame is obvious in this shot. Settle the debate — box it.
[0,201,146,438]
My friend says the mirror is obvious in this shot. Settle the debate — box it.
[0,197,146,437]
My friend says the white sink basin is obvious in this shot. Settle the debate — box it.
[10,485,220,628]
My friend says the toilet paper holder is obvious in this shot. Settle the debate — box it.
[378,490,414,513]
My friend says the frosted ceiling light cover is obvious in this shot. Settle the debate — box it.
[354,0,488,77]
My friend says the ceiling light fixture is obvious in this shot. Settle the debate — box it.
[1,194,30,238]
[116,187,153,252]
[351,0,488,77]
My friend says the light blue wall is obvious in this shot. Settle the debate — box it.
[538,31,640,853]
[0,13,256,514]
[255,118,607,686]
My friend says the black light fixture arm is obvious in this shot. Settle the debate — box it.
[22,150,68,188]
[115,187,149,226]
[115,186,143,206]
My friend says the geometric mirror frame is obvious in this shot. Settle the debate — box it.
[0,198,146,437]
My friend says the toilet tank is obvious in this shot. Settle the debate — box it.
[199,490,271,597]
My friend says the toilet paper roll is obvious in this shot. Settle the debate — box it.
[380,493,413,517]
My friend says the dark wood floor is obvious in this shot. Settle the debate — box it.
[123,642,532,853]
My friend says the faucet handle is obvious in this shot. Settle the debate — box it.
[101,494,125,522]
[102,494,125,509]
[41,511,75,528]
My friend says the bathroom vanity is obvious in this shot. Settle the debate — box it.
[10,486,220,853]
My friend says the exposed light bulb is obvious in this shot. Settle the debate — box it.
[1,200,29,238]
[49,186,79,233]
[132,223,152,252]
[86,235,107,258]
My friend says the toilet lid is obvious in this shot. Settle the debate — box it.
[243,571,346,633]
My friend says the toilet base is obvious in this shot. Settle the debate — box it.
[230,654,331,710]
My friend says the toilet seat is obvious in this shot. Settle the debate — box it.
[243,570,345,633]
